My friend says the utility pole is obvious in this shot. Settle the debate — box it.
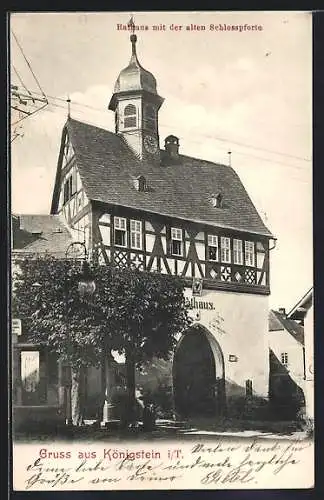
[10,31,49,142]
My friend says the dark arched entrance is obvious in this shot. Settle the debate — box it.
[173,325,225,418]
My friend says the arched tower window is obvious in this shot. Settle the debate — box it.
[145,105,156,131]
[124,104,137,128]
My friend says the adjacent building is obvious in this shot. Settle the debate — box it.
[287,288,314,425]
[12,214,73,427]
[268,308,305,419]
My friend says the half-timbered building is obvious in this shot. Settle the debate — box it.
[28,33,276,420]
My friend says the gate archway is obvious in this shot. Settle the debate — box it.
[173,324,225,418]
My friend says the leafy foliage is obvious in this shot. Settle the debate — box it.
[12,256,191,371]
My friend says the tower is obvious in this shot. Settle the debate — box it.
[108,34,164,161]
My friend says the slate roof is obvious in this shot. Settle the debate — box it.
[53,118,273,237]
[269,310,304,345]
[12,214,73,257]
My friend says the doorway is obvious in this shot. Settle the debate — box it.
[173,325,225,418]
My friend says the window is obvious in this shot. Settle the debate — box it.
[211,192,223,208]
[245,241,255,267]
[220,237,231,263]
[124,104,137,128]
[171,227,183,256]
[145,105,156,130]
[63,175,74,204]
[130,220,142,250]
[281,352,289,365]
[114,217,127,247]
[208,234,219,261]
[134,176,146,192]
[233,239,243,265]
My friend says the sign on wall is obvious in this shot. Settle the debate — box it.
[12,319,22,337]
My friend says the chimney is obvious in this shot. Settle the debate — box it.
[164,135,179,160]
[278,307,286,317]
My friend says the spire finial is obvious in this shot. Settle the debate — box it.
[67,96,71,118]
[228,150,232,167]
[127,15,137,56]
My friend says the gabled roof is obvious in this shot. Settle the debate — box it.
[12,214,73,257]
[269,310,304,345]
[52,118,273,237]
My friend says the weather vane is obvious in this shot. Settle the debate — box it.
[127,15,136,34]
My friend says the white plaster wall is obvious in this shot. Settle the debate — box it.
[145,233,155,252]
[183,287,269,398]
[196,240,205,260]
[268,330,304,383]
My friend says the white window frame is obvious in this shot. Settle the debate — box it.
[233,238,243,265]
[171,227,183,256]
[208,234,219,261]
[245,241,255,267]
[130,219,142,250]
[220,237,231,263]
[114,217,127,247]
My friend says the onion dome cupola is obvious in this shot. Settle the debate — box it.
[108,34,164,162]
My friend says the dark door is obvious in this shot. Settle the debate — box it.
[173,330,217,418]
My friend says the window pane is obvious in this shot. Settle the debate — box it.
[115,217,126,230]
[208,246,218,261]
[245,241,255,267]
[221,237,231,263]
[208,234,218,247]
[115,230,126,246]
[172,240,182,256]
[233,239,243,265]
[124,116,136,128]
[171,228,182,240]
[124,104,136,116]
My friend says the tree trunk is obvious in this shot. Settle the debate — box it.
[71,366,85,426]
[125,349,136,425]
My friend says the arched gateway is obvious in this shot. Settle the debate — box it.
[173,325,225,418]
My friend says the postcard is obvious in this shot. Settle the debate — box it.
[10,10,314,491]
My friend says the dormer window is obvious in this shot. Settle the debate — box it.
[124,104,137,128]
[133,175,147,192]
[211,192,223,208]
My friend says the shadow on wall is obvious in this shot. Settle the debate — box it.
[269,349,305,421]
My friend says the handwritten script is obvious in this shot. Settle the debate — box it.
[13,438,313,490]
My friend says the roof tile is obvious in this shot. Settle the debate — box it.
[62,118,273,237]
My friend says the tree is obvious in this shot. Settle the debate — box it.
[12,256,190,426]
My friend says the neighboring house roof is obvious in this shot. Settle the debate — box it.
[52,118,273,238]
[12,214,73,257]
[287,287,313,321]
[269,309,304,345]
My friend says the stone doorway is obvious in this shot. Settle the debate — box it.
[173,325,225,418]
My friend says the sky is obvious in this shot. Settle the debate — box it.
[10,11,313,311]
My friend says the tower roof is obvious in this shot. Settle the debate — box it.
[113,34,157,94]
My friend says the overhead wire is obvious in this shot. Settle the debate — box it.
[11,30,47,99]
[13,84,311,165]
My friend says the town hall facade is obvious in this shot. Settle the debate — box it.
[13,33,275,424]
